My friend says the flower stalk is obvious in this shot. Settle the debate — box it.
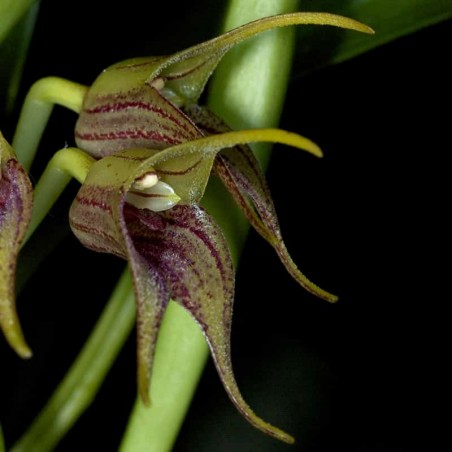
[24,147,95,242]
[12,77,87,170]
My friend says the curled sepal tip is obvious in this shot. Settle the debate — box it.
[218,145,338,302]
[214,145,338,303]
[0,132,33,358]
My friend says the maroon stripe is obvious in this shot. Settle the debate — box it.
[74,194,113,213]
[75,129,182,145]
[85,101,177,120]
[152,89,204,135]
[84,91,202,138]
[69,220,119,245]
[164,57,212,81]
[165,207,231,289]
[111,154,150,162]
[113,59,162,71]
[129,191,167,199]
[158,159,202,176]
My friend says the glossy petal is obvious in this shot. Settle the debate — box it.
[0,132,32,357]
[75,13,372,158]
[185,105,338,302]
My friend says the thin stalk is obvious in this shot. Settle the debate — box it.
[12,77,87,170]
[23,147,94,243]
[11,269,136,452]
[120,1,300,451]
[209,0,299,166]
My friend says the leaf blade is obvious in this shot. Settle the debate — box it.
[293,0,452,74]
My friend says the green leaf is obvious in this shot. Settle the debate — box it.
[0,0,37,44]
[294,0,452,74]
[0,1,39,116]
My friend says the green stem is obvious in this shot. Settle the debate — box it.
[120,1,299,451]
[23,147,94,243]
[209,0,299,166]
[12,77,87,170]
[11,269,136,452]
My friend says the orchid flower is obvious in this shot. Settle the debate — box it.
[0,132,32,359]
[69,129,331,443]
[2,12,373,444]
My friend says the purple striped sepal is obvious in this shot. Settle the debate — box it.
[185,105,338,303]
[69,144,295,443]
[0,133,33,358]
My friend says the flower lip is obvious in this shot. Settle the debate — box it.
[126,180,181,212]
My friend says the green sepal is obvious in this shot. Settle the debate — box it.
[87,12,373,105]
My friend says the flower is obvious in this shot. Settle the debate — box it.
[68,14,373,442]
[0,132,32,358]
[68,128,334,443]
[1,12,373,443]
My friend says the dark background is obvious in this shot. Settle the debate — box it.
[1,1,448,450]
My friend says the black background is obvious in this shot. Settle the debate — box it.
[1,1,449,450]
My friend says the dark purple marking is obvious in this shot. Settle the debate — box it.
[157,159,202,176]
[163,57,213,81]
[74,194,113,213]
[164,206,231,287]
[68,220,123,252]
[74,129,181,146]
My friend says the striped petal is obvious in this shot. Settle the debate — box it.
[0,132,32,358]
[126,203,294,444]
[68,148,219,403]
[75,83,203,158]
[185,105,338,302]
[75,13,372,158]
[69,150,169,405]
